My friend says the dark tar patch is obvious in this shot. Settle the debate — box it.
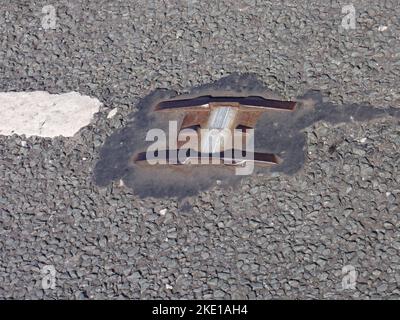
[93,73,399,199]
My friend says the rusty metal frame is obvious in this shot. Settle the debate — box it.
[134,95,296,167]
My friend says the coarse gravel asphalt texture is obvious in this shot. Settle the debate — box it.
[1,0,400,299]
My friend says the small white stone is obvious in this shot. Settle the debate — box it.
[176,30,184,38]
[21,141,27,147]
[159,208,167,216]
[107,108,118,119]
[165,284,173,290]
[118,179,125,187]
[82,157,87,160]
[378,26,388,32]
[359,137,367,143]
[386,192,391,197]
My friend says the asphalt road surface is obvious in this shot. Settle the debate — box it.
[1,0,400,299]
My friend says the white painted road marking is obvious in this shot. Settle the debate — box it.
[0,91,102,138]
